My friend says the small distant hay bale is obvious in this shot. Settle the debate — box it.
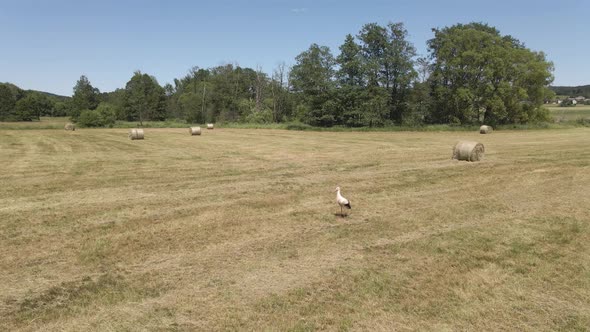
[64,123,75,131]
[128,129,144,140]
[189,126,202,135]
[480,125,493,134]
[452,141,485,162]
[207,123,214,130]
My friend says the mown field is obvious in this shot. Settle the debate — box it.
[1,127,589,331]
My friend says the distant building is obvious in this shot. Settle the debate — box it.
[564,96,585,105]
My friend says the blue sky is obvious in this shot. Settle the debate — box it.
[1,0,588,96]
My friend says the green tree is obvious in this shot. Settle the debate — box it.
[0,84,16,121]
[408,81,431,125]
[163,83,183,120]
[98,88,126,120]
[336,34,364,87]
[290,44,336,125]
[428,23,553,125]
[166,64,291,124]
[178,91,205,123]
[291,44,335,96]
[208,64,253,122]
[407,57,432,125]
[122,71,167,124]
[71,75,100,120]
[53,101,72,117]
[358,22,417,124]
[14,92,52,121]
[336,34,370,126]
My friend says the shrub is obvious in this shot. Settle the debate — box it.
[76,103,117,127]
[77,109,102,127]
[244,108,273,124]
[96,103,116,127]
[285,122,313,130]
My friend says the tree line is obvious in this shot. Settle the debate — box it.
[0,22,555,127]
[0,83,70,121]
[550,85,590,99]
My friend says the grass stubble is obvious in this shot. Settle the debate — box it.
[0,127,589,331]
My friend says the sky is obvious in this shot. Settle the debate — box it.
[1,0,588,96]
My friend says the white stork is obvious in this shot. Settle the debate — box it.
[334,186,351,216]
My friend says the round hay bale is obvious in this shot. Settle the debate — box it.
[452,141,485,162]
[64,123,76,131]
[207,123,214,130]
[189,126,202,135]
[480,125,493,134]
[128,129,144,140]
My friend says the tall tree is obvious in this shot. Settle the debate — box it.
[173,67,212,122]
[290,44,336,96]
[122,71,167,124]
[428,23,554,125]
[358,22,417,124]
[209,64,252,122]
[335,34,367,126]
[336,34,364,87]
[71,75,99,120]
[290,44,337,126]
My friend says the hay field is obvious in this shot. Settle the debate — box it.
[1,128,589,331]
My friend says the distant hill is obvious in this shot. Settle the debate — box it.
[26,90,70,101]
[550,85,590,98]
[1,82,70,102]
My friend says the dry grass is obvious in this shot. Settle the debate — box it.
[1,127,589,331]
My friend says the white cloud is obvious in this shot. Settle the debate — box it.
[290,8,307,13]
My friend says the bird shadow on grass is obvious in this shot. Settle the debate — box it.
[334,213,350,218]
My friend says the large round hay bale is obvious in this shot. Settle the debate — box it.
[480,125,493,134]
[64,123,76,131]
[128,129,144,140]
[189,127,202,135]
[452,141,485,162]
[207,123,214,130]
